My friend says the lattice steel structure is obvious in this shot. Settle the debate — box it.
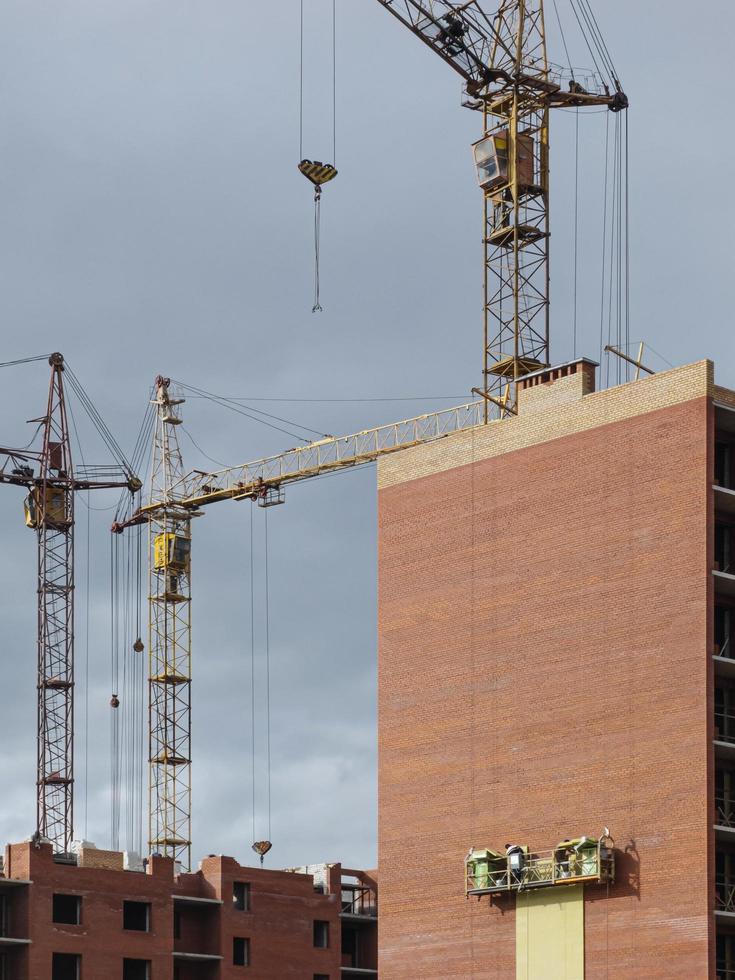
[375,1,627,417]
[35,354,75,853]
[147,377,193,870]
[0,353,137,854]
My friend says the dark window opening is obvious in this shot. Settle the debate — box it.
[233,881,250,912]
[123,959,150,980]
[173,906,181,940]
[313,920,329,949]
[53,893,81,925]
[52,953,80,980]
[123,900,151,932]
[342,925,359,966]
[0,895,6,938]
[716,441,733,490]
[716,523,733,575]
[717,605,733,659]
[314,975,330,980]
[233,937,250,966]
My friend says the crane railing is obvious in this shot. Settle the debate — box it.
[178,401,485,508]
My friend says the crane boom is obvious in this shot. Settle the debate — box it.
[181,400,483,507]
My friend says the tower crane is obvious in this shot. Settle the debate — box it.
[114,379,483,870]
[374,0,627,417]
[0,354,139,854]
[114,0,627,870]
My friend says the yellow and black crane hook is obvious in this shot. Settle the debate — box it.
[298,160,338,313]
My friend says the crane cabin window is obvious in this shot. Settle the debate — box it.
[473,132,536,192]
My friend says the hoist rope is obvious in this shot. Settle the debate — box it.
[264,508,272,841]
[573,107,580,358]
[624,111,631,368]
[298,0,338,314]
[332,0,337,166]
[250,505,256,848]
[84,494,90,839]
[312,186,323,314]
[299,0,304,160]
[598,111,610,370]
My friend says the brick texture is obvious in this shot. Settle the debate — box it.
[0,842,348,979]
[378,383,712,978]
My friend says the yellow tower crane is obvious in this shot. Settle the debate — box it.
[374,0,627,417]
[114,388,484,870]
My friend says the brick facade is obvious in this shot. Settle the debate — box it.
[0,842,377,980]
[378,362,716,978]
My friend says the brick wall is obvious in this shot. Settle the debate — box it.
[378,374,712,978]
[0,842,345,979]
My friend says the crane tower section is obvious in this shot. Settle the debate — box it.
[148,377,193,871]
[376,1,627,415]
[34,353,75,853]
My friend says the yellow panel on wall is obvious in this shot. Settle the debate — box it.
[516,885,584,980]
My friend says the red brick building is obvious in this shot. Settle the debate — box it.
[377,358,735,978]
[0,840,377,980]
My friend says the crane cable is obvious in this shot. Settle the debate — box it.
[249,505,274,867]
[298,0,338,313]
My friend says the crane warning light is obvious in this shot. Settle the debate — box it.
[472,132,535,193]
[154,533,191,573]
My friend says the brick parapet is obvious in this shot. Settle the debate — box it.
[378,359,714,490]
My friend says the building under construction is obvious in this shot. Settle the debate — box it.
[0,842,377,979]
[3,0,732,977]
[377,356,735,977]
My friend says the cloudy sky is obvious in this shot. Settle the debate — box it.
[0,1,732,873]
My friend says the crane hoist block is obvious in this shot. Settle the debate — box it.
[298,159,338,187]
[24,488,69,529]
[154,533,191,573]
[472,132,536,194]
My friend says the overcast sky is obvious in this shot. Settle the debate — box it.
[0,1,732,873]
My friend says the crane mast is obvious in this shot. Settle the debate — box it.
[0,353,138,854]
[375,1,627,416]
[147,377,193,870]
[35,354,75,853]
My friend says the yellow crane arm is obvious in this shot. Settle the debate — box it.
[178,400,484,509]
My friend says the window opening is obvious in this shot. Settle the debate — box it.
[123,901,151,932]
[233,937,250,967]
[53,894,81,926]
[52,953,80,980]
[233,882,250,912]
[313,920,329,948]
[123,960,150,980]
